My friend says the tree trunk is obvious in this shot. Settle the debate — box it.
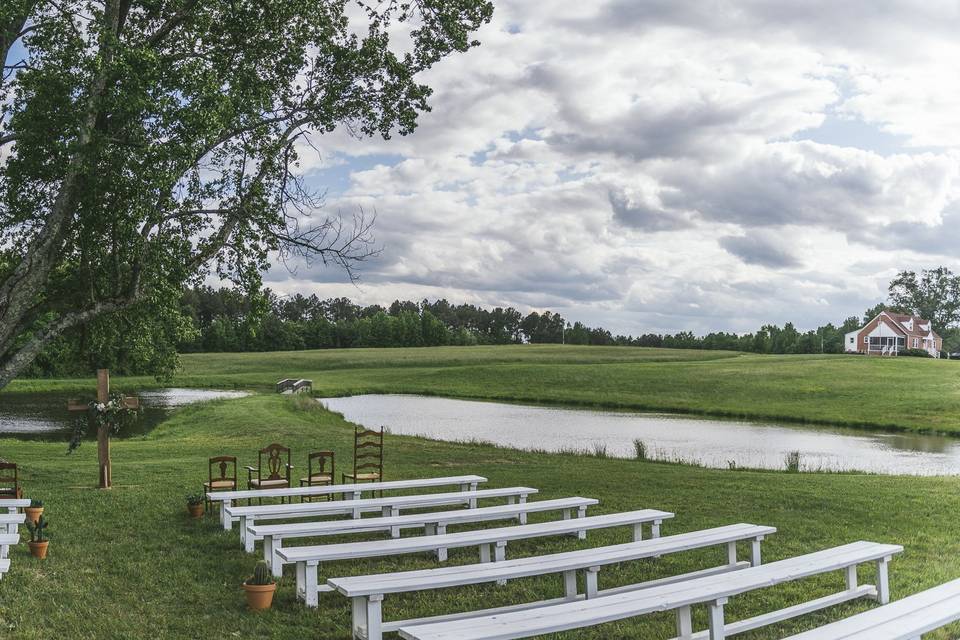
[96,368,112,489]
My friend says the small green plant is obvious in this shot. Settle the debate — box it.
[784,451,802,473]
[633,439,648,461]
[29,499,43,507]
[727,460,738,470]
[590,442,608,458]
[186,494,204,506]
[247,561,274,586]
[26,515,49,542]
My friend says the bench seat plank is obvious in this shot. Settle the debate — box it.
[782,577,960,640]
[331,523,774,640]
[209,475,487,529]
[255,497,599,572]
[331,523,773,597]
[285,509,673,608]
[229,487,539,548]
[398,541,903,640]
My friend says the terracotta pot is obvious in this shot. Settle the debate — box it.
[242,582,277,610]
[187,503,204,519]
[24,506,43,525]
[28,540,48,560]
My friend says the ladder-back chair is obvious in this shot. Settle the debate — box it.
[203,456,237,513]
[300,451,335,502]
[343,427,383,487]
[246,444,292,504]
[0,461,20,499]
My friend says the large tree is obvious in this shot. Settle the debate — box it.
[0,0,493,389]
[888,267,960,331]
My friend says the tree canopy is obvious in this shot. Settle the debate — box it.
[888,267,960,331]
[0,0,493,389]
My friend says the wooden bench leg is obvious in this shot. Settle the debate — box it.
[875,557,891,604]
[727,541,738,566]
[708,597,728,640]
[495,541,508,584]
[351,596,368,639]
[436,524,448,561]
[563,570,578,599]
[366,594,384,640]
[750,536,763,566]
[238,516,249,548]
[576,506,587,540]
[244,526,257,554]
[304,562,320,608]
[584,566,600,599]
[652,519,662,538]
[296,561,306,602]
[263,535,274,566]
[676,605,693,639]
[271,539,284,578]
[633,523,644,542]
[479,543,491,563]
[845,565,858,591]
[221,501,232,530]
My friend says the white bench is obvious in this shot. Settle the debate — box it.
[228,487,538,548]
[282,508,673,607]
[0,499,29,535]
[398,540,903,640]
[0,533,19,573]
[782,577,960,640]
[255,497,599,575]
[210,475,487,529]
[331,523,775,640]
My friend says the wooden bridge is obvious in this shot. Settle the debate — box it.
[275,378,313,394]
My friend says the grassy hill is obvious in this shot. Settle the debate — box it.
[8,344,959,433]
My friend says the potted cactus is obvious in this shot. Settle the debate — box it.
[24,499,43,525]
[26,515,49,559]
[242,561,277,610]
[186,494,204,519]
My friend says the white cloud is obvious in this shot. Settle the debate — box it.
[270,1,960,335]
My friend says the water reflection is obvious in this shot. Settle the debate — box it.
[320,394,960,476]
[0,388,249,438]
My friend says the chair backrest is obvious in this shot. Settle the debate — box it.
[258,443,291,481]
[0,461,18,496]
[208,456,237,485]
[307,451,335,479]
[353,427,383,476]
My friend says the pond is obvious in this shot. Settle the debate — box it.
[320,394,960,476]
[0,388,250,439]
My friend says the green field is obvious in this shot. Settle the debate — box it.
[9,344,960,433]
[1,346,959,638]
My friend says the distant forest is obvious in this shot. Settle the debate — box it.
[177,286,879,355]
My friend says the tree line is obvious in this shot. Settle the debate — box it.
[21,267,960,378]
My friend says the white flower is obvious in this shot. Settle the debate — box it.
[96,402,106,411]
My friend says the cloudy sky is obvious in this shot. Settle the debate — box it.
[270,1,960,335]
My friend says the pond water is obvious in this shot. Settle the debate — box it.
[0,388,249,439]
[320,394,960,476]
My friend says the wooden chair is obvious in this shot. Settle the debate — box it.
[342,427,383,488]
[203,456,237,513]
[246,444,292,504]
[0,462,20,499]
[300,451,334,502]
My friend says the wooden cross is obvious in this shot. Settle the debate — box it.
[67,369,139,489]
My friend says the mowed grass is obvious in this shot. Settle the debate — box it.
[9,343,960,433]
[0,393,958,639]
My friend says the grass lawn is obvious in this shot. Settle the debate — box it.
[9,343,960,433]
[0,346,959,638]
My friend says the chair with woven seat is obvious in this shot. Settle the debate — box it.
[299,451,334,502]
[342,427,383,489]
[0,461,20,499]
[246,444,292,504]
[203,456,237,514]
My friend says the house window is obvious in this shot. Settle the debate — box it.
[864,336,868,344]
[849,337,854,344]
[914,338,919,348]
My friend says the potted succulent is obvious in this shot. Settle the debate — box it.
[24,499,43,525]
[26,515,49,559]
[186,494,204,519]
[242,561,277,611]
